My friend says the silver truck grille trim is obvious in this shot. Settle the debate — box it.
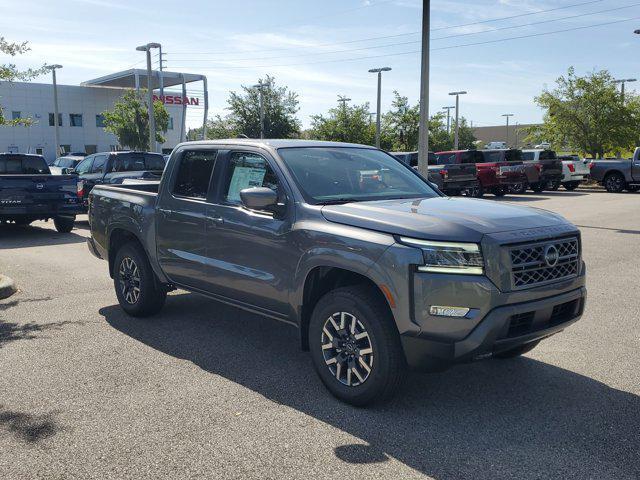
[509,237,579,289]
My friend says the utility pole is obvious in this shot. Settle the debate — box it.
[136,42,161,152]
[502,114,514,147]
[368,67,391,148]
[449,91,467,150]
[514,122,520,148]
[253,81,267,139]
[158,44,165,101]
[442,106,455,134]
[337,95,351,142]
[49,65,63,157]
[417,0,430,176]
[613,78,636,103]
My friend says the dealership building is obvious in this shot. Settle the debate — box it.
[0,69,208,161]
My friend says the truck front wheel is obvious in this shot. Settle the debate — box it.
[114,241,166,317]
[53,215,75,233]
[308,285,405,406]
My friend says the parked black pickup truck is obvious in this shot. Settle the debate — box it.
[88,140,586,406]
[392,151,480,196]
[0,153,82,232]
[71,151,165,209]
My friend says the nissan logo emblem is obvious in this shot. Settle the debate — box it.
[36,183,44,190]
[543,245,559,267]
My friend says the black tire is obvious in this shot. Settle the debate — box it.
[509,182,527,194]
[604,172,626,193]
[626,185,640,192]
[53,215,75,233]
[491,186,506,197]
[494,340,540,359]
[473,184,484,198]
[530,183,545,193]
[563,182,579,191]
[308,285,405,406]
[548,180,560,191]
[113,241,166,317]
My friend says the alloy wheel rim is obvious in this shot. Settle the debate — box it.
[321,312,374,387]
[118,257,141,304]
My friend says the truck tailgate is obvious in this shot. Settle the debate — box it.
[429,163,477,183]
[0,175,79,213]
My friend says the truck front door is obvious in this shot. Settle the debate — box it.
[203,149,295,317]
[156,149,220,290]
[633,152,640,181]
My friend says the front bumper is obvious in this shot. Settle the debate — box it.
[402,286,586,370]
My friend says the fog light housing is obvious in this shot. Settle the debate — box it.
[429,306,470,317]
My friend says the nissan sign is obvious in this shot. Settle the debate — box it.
[153,95,200,106]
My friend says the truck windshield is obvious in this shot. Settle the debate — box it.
[0,155,50,174]
[277,147,438,204]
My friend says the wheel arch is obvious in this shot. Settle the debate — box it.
[298,266,395,351]
[107,227,144,278]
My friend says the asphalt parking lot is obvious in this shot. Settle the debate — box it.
[1,189,639,480]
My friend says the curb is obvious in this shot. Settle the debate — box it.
[0,274,17,300]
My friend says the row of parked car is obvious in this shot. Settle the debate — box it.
[392,148,594,197]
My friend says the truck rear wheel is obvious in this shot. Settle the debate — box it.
[563,182,580,191]
[530,183,545,193]
[604,172,626,193]
[491,186,506,197]
[114,241,166,317]
[53,215,75,233]
[308,285,405,406]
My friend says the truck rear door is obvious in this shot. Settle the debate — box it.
[155,148,220,290]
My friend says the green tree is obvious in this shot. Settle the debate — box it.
[1,37,48,125]
[102,90,169,150]
[526,67,640,158]
[455,117,477,150]
[309,100,375,144]
[206,75,300,139]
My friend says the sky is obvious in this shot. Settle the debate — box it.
[2,0,640,129]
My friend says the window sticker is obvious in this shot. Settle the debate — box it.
[227,166,267,202]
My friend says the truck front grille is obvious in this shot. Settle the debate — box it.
[509,237,579,289]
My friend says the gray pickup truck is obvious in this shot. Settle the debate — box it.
[589,148,640,192]
[88,140,587,406]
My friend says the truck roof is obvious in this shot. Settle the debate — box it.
[174,139,378,150]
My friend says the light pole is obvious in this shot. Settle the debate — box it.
[253,81,267,139]
[448,91,467,150]
[613,78,636,103]
[368,67,391,148]
[417,0,430,176]
[49,65,63,157]
[158,43,164,101]
[502,114,514,147]
[136,42,161,152]
[442,106,455,134]
[337,95,351,142]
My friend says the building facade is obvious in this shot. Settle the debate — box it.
[472,123,541,149]
[0,70,205,161]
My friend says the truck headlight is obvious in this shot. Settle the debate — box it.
[399,237,484,275]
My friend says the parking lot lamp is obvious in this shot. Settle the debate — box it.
[49,65,63,157]
[368,67,392,148]
[613,78,636,103]
[502,114,514,147]
[136,43,161,152]
[443,106,455,134]
[252,82,267,139]
[417,0,430,176]
[448,91,467,150]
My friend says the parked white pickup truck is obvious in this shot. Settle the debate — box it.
[557,155,590,191]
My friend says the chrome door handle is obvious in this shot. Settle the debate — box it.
[205,216,224,225]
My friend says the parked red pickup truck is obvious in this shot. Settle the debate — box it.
[435,149,527,197]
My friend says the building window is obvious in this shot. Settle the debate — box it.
[35,148,44,155]
[60,145,71,155]
[96,114,105,128]
[85,145,97,154]
[12,111,21,120]
[168,117,174,130]
[69,114,83,127]
[49,113,63,126]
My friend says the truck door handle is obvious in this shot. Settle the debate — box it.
[205,215,224,225]
[158,208,173,216]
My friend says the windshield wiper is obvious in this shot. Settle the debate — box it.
[317,198,362,205]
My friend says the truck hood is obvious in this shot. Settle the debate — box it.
[321,197,570,243]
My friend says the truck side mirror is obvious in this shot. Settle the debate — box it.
[240,187,278,211]
[62,168,77,175]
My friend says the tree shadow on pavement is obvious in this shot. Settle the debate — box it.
[0,406,60,443]
[101,294,640,480]
[0,224,86,249]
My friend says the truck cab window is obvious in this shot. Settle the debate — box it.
[75,156,94,174]
[91,154,108,174]
[173,150,218,199]
[224,152,280,204]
